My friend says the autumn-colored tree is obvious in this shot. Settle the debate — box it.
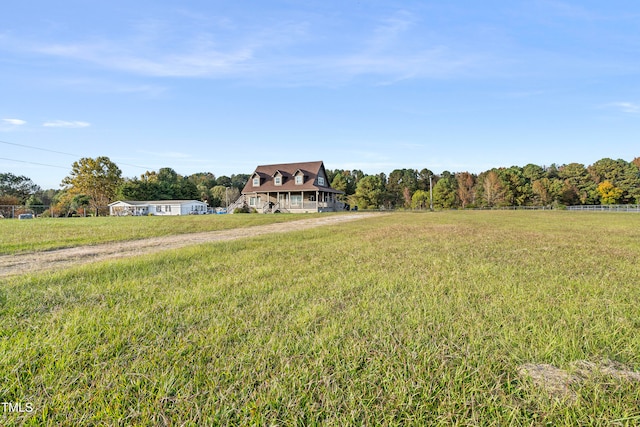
[456,172,475,208]
[532,177,562,206]
[61,156,123,215]
[482,170,506,207]
[402,187,412,208]
[597,180,623,204]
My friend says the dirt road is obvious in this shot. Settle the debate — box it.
[1,213,379,278]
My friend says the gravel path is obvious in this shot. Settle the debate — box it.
[1,213,379,278]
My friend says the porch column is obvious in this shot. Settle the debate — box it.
[316,191,319,211]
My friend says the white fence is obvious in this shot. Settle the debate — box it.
[566,205,640,212]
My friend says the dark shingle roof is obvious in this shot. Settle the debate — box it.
[241,161,342,194]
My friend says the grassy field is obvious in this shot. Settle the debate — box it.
[0,213,330,255]
[1,211,640,425]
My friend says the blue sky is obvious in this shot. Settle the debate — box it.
[1,1,639,189]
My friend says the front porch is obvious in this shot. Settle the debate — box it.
[244,190,344,213]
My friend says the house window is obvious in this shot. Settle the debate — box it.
[291,195,302,206]
[249,197,261,206]
[318,176,325,186]
[295,175,303,185]
[165,205,171,212]
[253,177,260,186]
[274,176,282,186]
[156,206,161,213]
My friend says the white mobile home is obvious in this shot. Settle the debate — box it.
[108,200,208,216]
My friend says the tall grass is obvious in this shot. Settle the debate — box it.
[0,213,331,254]
[1,211,639,425]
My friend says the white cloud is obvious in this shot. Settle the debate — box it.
[2,118,27,126]
[0,118,27,131]
[34,36,256,78]
[0,8,502,88]
[43,120,91,128]
[607,102,640,114]
[17,9,486,85]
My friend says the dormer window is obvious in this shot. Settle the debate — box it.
[252,177,260,186]
[295,175,303,185]
[274,176,282,186]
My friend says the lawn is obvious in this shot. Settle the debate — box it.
[1,211,639,425]
[0,213,331,255]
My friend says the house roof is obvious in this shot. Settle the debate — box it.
[241,161,343,194]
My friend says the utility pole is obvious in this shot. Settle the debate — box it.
[429,174,433,211]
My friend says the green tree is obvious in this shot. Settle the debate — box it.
[411,190,430,209]
[0,173,40,202]
[386,169,418,208]
[588,158,640,204]
[497,166,532,206]
[24,194,43,209]
[433,172,458,209]
[118,177,155,200]
[330,173,348,194]
[329,170,360,196]
[187,172,217,204]
[211,186,240,208]
[62,156,123,215]
[216,175,233,188]
[558,163,597,205]
[417,168,435,192]
[230,174,250,191]
[522,164,546,182]
[125,168,199,201]
[354,175,384,209]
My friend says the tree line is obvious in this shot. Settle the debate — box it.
[1,157,249,217]
[1,155,639,216]
[329,157,640,209]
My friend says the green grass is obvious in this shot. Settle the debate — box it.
[0,213,332,254]
[2,211,640,425]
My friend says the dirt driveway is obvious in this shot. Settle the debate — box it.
[1,213,380,278]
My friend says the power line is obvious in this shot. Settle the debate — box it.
[0,139,78,157]
[0,156,70,170]
[0,139,153,170]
